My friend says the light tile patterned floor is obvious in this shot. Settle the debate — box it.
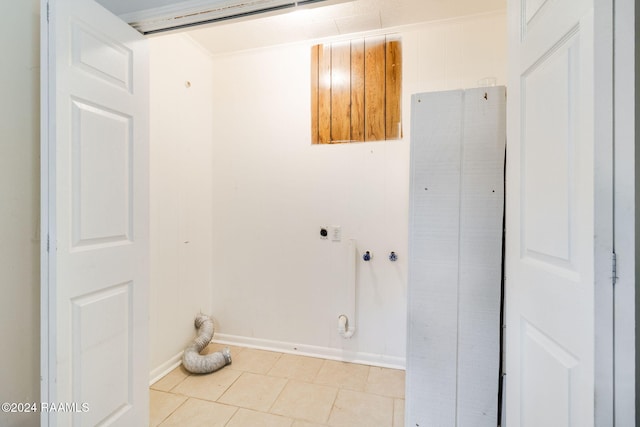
[150,344,405,427]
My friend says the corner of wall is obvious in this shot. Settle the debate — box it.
[149,33,215,376]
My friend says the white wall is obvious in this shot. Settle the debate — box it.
[149,34,215,380]
[202,11,507,366]
[0,1,41,426]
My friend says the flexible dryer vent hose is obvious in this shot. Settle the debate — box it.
[182,314,232,374]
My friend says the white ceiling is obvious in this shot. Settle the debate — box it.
[98,0,506,55]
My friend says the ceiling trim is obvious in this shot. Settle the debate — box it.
[119,0,334,34]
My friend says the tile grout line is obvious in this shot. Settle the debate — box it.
[265,377,290,414]
[391,397,396,427]
[363,365,372,394]
[242,350,287,414]
[221,404,240,427]
[310,358,328,384]
[216,369,247,403]
[265,351,285,378]
[323,381,342,426]
[167,369,191,392]
[155,394,190,427]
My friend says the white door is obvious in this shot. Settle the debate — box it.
[42,0,149,425]
[505,0,610,425]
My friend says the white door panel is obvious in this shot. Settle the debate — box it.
[44,0,149,425]
[506,0,598,425]
[407,87,506,426]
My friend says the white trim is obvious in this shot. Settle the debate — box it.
[612,0,637,424]
[40,1,57,426]
[149,351,184,386]
[39,1,50,426]
[593,0,615,425]
[214,333,406,370]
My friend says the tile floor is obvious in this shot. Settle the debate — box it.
[150,343,405,427]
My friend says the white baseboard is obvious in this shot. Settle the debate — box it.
[214,333,406,370]
[149,335,406,385]
[149,351,183,386]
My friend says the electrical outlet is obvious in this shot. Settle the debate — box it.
[320,227,328,240]
[330,226,341,242]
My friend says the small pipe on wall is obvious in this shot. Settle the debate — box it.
[338,239,357,339]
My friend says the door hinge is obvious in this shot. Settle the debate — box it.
[46,235,50,252]
[612,252,618,285]
[46,2,50,22]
